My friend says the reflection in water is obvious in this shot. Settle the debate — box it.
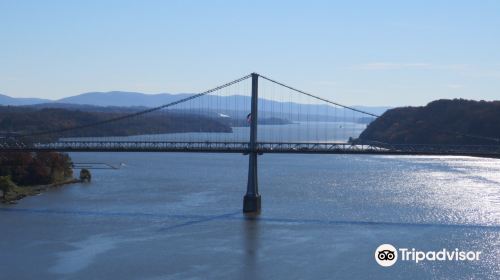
[243,215,260,280]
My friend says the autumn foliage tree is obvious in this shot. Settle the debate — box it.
[0,152,73,186]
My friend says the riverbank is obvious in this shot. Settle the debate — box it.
[358,99,500,145]
[1,177,82,204]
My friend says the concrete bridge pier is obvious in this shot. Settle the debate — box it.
[243,151,261,213]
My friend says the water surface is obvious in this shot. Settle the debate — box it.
[1,151,500,279]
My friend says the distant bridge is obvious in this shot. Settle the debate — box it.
[1,73,499,213]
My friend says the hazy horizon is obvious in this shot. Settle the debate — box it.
[0,86,499,107]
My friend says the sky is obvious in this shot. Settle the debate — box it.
[1,0,499,106]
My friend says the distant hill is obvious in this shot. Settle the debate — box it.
[0,92,389,121]
[0,106,232,142]
[358,99,500,145]
[57,91,390,116]
[26,102,149,112]
[57,91,192,107]
[0,93,49,106]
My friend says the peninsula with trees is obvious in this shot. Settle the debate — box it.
[0,151,74,203]
[358,99,500,145]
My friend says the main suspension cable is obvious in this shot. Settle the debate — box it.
[17,74,252,139]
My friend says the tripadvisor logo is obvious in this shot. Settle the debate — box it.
[375,244,481,267]
[375,244,398,267]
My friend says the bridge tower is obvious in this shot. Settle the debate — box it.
[243,73,261,214]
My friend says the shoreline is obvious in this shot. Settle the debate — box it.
[1,178,83,204]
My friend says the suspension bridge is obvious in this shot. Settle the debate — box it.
[1,73,499,213]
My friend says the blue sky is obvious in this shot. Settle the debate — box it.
[1,0,499,106]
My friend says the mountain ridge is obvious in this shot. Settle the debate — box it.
[0,91,390,116]
[0,93,51,105]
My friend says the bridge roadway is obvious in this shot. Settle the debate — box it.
[1,140,500,158]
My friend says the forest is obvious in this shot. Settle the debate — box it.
[358,99,500,145]
[0,106,232,142]
[0,151,74,202]
[0,151,73,186]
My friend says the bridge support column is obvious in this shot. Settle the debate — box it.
[243,73,261,214]
[243,151,261,213]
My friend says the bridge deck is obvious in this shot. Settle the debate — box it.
[1,141,499,158]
